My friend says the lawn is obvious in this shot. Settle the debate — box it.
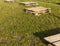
[0,0,60,46]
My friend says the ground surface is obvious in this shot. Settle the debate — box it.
[0,0,60,46]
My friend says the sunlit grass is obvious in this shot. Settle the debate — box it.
[0,0,60,46]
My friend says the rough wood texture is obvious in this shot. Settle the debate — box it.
[24,7,51,15]
[48,44,53,46]
[5,0,17,2]
[20,2,38,6]
[44,34,60,43]
[53,41,60,46]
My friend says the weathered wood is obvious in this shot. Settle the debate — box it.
[20,2,38,6]
[52,41,60,46]
[24,7,51,15]
[48,44,53,46]
[5,0,17,2]
[44,34,60,43]
[44,34,60,46]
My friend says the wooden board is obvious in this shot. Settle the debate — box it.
[44,34,60,43]
[52,41,60,46]
[20,2,38,6]
[20,2,37,4]
[25,7,51,12]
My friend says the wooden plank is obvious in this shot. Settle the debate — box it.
[20,2,36,4]
[48,44,53,46]
[5,0,15,2]
[26,7,51,12]
[44,34,60,43]
[20,2,38,6]
[24,7,51,15]
[52,41,60,46]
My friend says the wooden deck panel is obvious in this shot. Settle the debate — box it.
[52,41,60,46]
[24,7,51,15]
[26,7,50,12]
[20,2,37,4]
[5,0,15,2]
[20,2,38,6]
[44,34,60,43]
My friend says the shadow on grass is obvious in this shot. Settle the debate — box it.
[33,28,60,45]
[56,3,60,5]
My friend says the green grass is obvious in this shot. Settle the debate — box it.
[0,0,60,46]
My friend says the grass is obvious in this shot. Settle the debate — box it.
[0,0,60,46]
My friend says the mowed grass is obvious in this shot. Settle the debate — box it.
[0,0,60,46]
